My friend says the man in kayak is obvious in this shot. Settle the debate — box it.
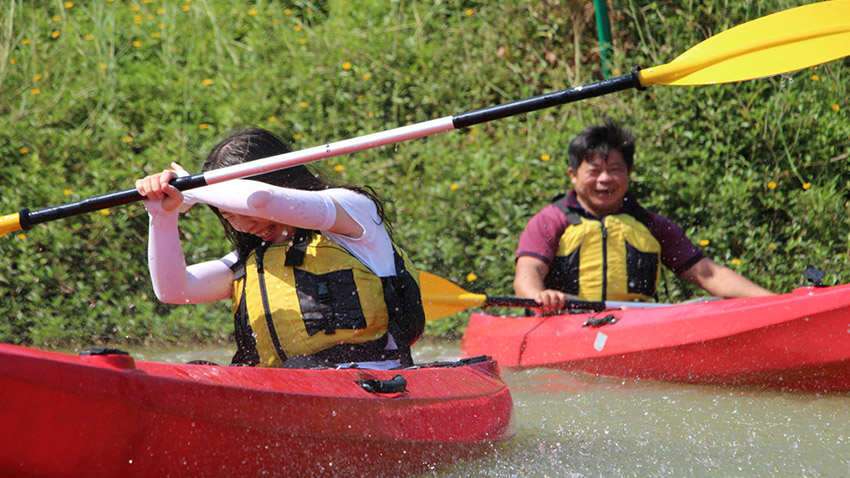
[514,121,773,310]
[136,128,425,369]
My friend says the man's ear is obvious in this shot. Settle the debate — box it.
[567,166,578,185]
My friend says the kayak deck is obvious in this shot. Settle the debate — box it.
[0,344,514,477]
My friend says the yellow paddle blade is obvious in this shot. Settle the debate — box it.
[418,271,488,321]
[639,0,850,86]
[0,213,22,238]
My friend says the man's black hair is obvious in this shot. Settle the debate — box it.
[567,120,635,171]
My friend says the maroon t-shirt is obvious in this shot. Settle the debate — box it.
[516,191,704,275]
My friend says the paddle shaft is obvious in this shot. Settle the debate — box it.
[10,71,643,232]
[484,296,672,312]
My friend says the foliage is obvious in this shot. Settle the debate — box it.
[0,0,847,345]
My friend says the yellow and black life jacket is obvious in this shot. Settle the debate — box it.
[546,197,661,302]
[230,229,425,368]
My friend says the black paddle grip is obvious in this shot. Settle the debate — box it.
[452,69,643,129]
[25,174,207,227]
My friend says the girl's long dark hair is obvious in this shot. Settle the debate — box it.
[202,128,391,259]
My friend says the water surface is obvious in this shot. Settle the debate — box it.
[136,339,849,477]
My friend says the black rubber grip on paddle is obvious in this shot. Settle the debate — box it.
[451,71,642,129]
[485,296,606,312]
[26,173,208,227]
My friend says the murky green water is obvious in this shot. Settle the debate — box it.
[135,339,850,477]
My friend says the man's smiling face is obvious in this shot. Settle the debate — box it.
[568,149,632,218]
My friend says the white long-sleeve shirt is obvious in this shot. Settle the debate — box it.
[145,180,395,304]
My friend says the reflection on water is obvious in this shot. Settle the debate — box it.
[134,338,850,477]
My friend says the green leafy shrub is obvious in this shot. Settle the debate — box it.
[0,0,846,346]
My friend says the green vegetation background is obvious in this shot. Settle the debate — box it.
[1,0,848,347]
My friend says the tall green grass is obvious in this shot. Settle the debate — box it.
[0,0,847,345]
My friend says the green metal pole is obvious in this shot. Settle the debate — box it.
[593,0,613,78]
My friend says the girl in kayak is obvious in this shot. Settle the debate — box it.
[135,128,424,369]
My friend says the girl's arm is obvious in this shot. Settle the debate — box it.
[137,167,233,304]
[146,205,234,303]
[184,178,363,238]
[148,162,364,238]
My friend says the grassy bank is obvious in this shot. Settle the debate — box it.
[1,0,847,346]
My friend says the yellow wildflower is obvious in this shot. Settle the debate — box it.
[65,1,74,7]
[731,258,741,266]
[151,32,160,39]
[33,74,42,82]
[273,18,281,25]
[294,25,302,31]
[64,189,73,195]
[16,234,26,240]
[122,136,134,143]
[84,34,93,40]
[201,78,213,86]
[293,134,303,140]
[99,63,107,69]
[299,101,308,108]
[284,9,292,15]
[30,88,40,95]
[299,38,307,45]
[342,61,352,70]
[363,73,371,81]
[768,243,777,250]
[334,165,345,172]
[199,123,209,130]
[131,5,139,11]
[157,9,164,15]
[134,14,142,24]
[267,116,277,122]
[100,209,111,216]
[10,58,16,64]
[248,9,257,16]
[133,40,142,47]
[20,147,29,154]
[811,74,819,81]
[699,239,710,246]
[182,5,190,12]
[51,30,60,39]
[450,183,460,191]
[357,95,365,101]
[767,181,776,189]
[541,153,551,161]
[465,9,474,16]
[53,16,61,22]
[832,104,840,112]
[802,182,811,190]
[23,39,30,45]
[467,273,478,282]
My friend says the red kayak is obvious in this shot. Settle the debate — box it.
[461,283,850,391]
[0,343,513,478]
